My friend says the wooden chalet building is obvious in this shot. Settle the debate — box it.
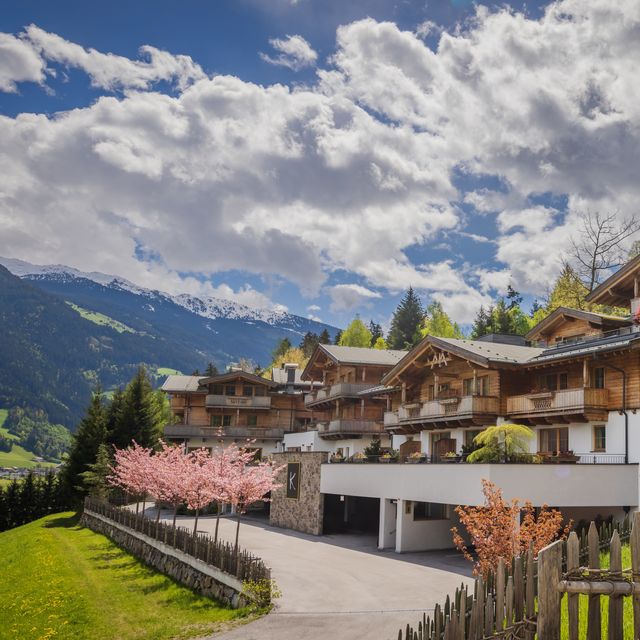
[162,364,320,456]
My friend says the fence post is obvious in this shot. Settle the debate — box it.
[632,512,640,640]
[587,522,601,640]
[537,539,563,640]
[566,531,580,640]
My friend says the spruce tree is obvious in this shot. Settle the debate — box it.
[491,299,512,334]
[63,388,108,497]
[506,285,523,309]
[204,362,219,377]
[470,306,490,339]
[368,321,383,346]
[17,472,37,527]
[318,328,331,344]
[387,287,424,349]
[113,367,158,449]
[299,332,320,357]
[333,329,343,345]
[4,479,19,529]
[0,485,7,531]
[79,443,113,500]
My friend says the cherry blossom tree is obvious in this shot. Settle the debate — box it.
[107,441,153,514]
[224,456,285,556]
[183,447,219,536]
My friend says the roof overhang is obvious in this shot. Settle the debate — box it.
[525,307,630,341]
[198,371,278,387]
[584,255,640,307]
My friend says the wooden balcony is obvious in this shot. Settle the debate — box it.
[506,387,609,423]
[205,394,271,409]
[385,395,499,433]
[316,419,384,439]
[305,382,377,408]
[164,424,285,440]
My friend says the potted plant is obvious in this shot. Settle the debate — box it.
[379,450,398,463]
[442,451,461,463]
[330,452,344,463]
[352,451,367,463]
[406,451,426,464]
[364,437,382,462]
[550,450,580,464]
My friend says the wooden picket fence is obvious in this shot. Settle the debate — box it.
[397,514,639,640]
[84,497,270,583]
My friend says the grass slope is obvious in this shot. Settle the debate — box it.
[66,301,136,333]
[0,513,250,640]
[0,409,56,470]
[157,367,183,376]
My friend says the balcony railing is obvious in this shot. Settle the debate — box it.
[164,425,285,440]
[205,394,271,409]
[305,382,377,406]
[506,387,609,417]
[385,395,499,428]
[317,419,384,437]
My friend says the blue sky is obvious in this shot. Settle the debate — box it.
[1,0,638,331]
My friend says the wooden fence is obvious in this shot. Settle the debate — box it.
[397,514,637,640]
[84,497,270,584]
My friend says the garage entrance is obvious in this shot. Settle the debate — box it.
[322,494,380,535]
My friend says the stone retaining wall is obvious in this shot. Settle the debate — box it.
[81,510,247,608]
[269,451,328,535]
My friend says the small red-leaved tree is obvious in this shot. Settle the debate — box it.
[451,479,571,577]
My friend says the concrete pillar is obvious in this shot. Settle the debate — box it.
[395,499,408,553]
[378,498,397,550]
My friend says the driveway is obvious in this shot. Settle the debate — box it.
[151,510,473,640]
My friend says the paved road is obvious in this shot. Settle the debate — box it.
[150,510,473,640]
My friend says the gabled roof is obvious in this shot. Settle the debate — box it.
[161,375,205,393]
[198,370,278,387]
[584,254,640,307]
[382,335,544,385]
[301,344,407,380]
[525,307,630,340]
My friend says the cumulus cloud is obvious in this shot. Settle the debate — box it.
[0,32,47,92]
[260,34,318,70]
[329,283,381,312]
[2,1,640,319]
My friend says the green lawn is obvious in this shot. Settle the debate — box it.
[0,409,58,470]
[157,367,183,376]
[65,301,136,333]
[0,513,252,640]
[560,544,633,638]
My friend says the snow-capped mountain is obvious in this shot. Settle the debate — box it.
[0,257,321,330]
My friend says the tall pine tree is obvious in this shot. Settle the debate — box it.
[62,387,107,497]
[318,328,331,344]
[387,287,424,349]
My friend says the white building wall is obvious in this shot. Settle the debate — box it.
[378,498,397,550]
[395,500,454,552]
[281,430,330,453]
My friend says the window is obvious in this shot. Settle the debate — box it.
[428,385,435,401]
[462,378,473,396]
[212,384,223,395]
[593,425,606,452]
[594,367,606,389]
[223,415,231,426]
[464,429,482,447]
[247,415,258,427]
[476,376,489,395]
[254,386,266,397]
[242,385,254,397]
[540,373,568,391]
[413,502,448,521]
[539,427,569,454]
[210,415,221,427]
[225,384,236,396]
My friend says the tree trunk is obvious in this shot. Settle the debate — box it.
[135,499,140,515]
[214,503,221,542]
[141,493,146,516]
[193,509,199,537]
[172,504,178,528]
[156,502,161,523]
[234,512,241,557]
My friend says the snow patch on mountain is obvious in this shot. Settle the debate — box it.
[0,257,320,329]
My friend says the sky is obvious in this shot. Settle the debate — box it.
[1,0,639,331]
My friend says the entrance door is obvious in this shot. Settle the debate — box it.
[433,436,457,462]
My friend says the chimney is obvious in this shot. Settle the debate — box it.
[284,363,298,385]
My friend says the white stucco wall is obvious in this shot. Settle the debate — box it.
[395,500,454,552]
[378,498,397,550]
[320,462,639,508]
[281,430,331,452]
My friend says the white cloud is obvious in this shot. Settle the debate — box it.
[3,2,640,322]
[307,304,321,312]
[22,25,205,91]
[329,283,381,312]
[260,34,317,71]
[0,33,46,92]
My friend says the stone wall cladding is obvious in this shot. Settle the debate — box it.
[269,451,327,535]
[81,511,247,608]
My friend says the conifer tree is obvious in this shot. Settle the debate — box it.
[491,299,512,334]
[338,315,373,347]
[333,329,343,345]
[299,331,319,357]
[272,338,292,361]
[63,387,108,497]
[470,306,491,339]
[79,443,113,500]
[506,285,523,309]
[318,328,331,344]
[387,287,424,350]
[204,362,219,377]
[368,321,383,346]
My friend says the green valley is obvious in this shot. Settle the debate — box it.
[65,301,136,333]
